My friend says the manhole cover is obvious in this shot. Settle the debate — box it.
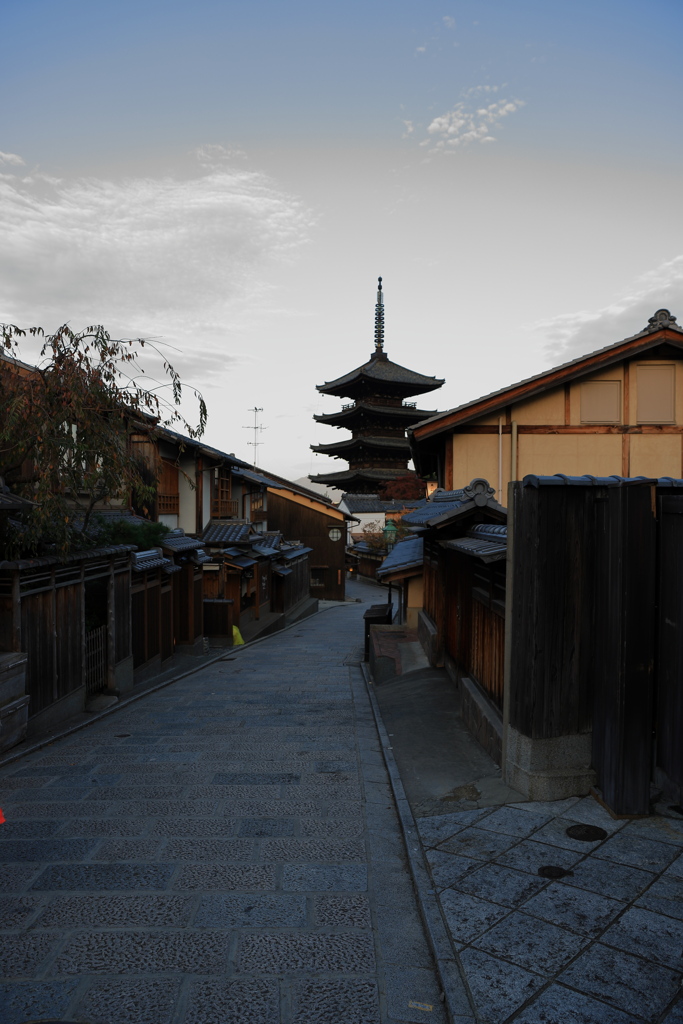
[538,864,574,879]
[114,734,130,738]
[566,823,607,842]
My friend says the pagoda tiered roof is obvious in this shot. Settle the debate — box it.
[317,350,444,400]
[311,435,411,458]
[309,467,408,489]
[314,400,438,428]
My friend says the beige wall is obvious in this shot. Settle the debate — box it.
[406,574,424,629]
[630,434,682,478]
[512,388,564,425]
[517,433,622,479]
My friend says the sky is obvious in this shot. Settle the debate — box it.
[1,0,682,486]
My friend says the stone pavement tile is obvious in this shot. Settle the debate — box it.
[212,771,301,785]
[5,785,94,802]
[282,864,367,891]
[559,855,655,903]
[290,979,380,1024]
[495,838,583,876]
[237,817,295,836]
[50,930,231,974]
[367,829,408,868]
[425,849,479,890]
[562,796,627,834]
[522,881,625,937]
[92,839,163,861]
[636,873,683,921]
[0,896,42,930]
[0,931,62,976]
[515,983,641,1023]
[314,894,372,928]
[454,862,547,909]
[183,979,280,1024]
[663,997,683,1022]
[0,980,79,1024]
[300,818,364,839]
[108,799,219,817]
[438,889,510,945]
[416,810,491,848]
[150,818,238,836]
[55,820,151,837]
[382,965,449,1024]
[73,978,182,1024]
[594,832,680,873]
[601,905,683,970]
[222,799,323,817]
[0,838,96,862]
[8,801,112,818]
[194,894,307,928]
[173,864,277,890]
[474,805,552,838]
[163,838,255,861]
[474,911,589,974]
[313,759,357,772]
[531,816,608,854]
[0,778,50,791]
[0,865,42,893]
[31,864,174,891]
[664,853,683,879]
[374,902,435,968]
[437,827,518,861]
[458,948,545,1024]
[34,894,194,928]
[261,838,365,862]
[86,785,181,800]
[237,931,375,972]
[559,941,681,1022]
[620,816,683,848]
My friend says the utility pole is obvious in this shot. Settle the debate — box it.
[243,407,267,469]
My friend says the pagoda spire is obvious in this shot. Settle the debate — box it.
[374,276,385,354]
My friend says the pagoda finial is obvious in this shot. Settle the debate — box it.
[374,276,385,353]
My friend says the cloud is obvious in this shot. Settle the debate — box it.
[418,86,524,153]
[416,45,426,53]
[0,155,314,377]
[0,151,24,166]
[533,255,683,363]
[443,15,455,28]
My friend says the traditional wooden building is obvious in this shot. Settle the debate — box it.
[311,278,444,494]
[410,308,683,500]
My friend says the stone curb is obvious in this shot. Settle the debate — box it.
[0,604,328,771]
[360,661,478,1024]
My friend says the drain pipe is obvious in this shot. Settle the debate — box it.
[511,420,518,483]
[498,416,503,502]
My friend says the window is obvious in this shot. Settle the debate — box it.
[637,364,675,423]
[328,527,342,541]
[580,381,621,423]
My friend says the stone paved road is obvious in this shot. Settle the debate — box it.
[0,579,452,1024]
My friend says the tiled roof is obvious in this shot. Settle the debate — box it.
[202,521,253,545]
[132,549,172,573]
[523,474,683,488]
[310,468,409,486]
[318,352,444,396]
[161,529,203,553]
[311,435,411,455]
[341,494,420,514]
[377,537,424,579]
[232,468,284,489]
[442,524,507,563]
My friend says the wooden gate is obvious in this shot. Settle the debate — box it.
[655,495,683,804]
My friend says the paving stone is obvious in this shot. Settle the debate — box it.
[438,889,510,945]
[494,838,583,876]
[300,819,364,839]
[150,818,238,836]
[314,895,372,928]
[663,997,683,1022]
[0,896,42,930]
[50,930,230,974]
[0,931,62,977]
[514,983,641,1023]
[382,965,450,1023]
[636,873,683,921]
[559,940,682,1021]
[0,839,96,862]
[72,978,182,1024]
[0,821,63,838]
[8,801,112,818]
[163,838,254,861]
[34,894,194,928]
[474,910,589,974]
[31,864,174,891]
[221,799,322,817]
[560,855,656,903]
[437,826,518,861]
[108,799,219,817]
[475,805,552,838]
[314,760,357,773]
[173,865,276,890]
[4,785,94,802]
[282,864,368,892]
[86,785,181,800]
[291,980,380,1024]
[425,849,479,889]
[562,796,627,834]
[212,771,301,785]
[0,980,79,1024]
[415,810,489,848]
[237,817,295,837]
[522,881,625,937]
[194,894,307,927]
[453,862,547,909]
[92,839,163,861]
[238,931,375,972]
[601,905,683,970]
[458,947,545,1024]
[619,816,683,847]
[57,819,150,837]
[261,838,365,862]
[531,816,608,854]
[595,832,680,873]
[0,865,42,893]
[184,979,280,1024]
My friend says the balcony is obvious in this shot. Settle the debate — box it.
[157,493,179,515]
[211,498,239,518]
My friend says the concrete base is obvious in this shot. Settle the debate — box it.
[113,655,134,694]
[460,676,503,767]
[26,685,86,739]
[417,609,442,667]
[504,724,597,801]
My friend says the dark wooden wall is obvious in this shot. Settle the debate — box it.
[266,492,345,601]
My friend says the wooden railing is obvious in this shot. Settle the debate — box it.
[157,493,179,514]
[251,509,268,522]
[211,498,239,518]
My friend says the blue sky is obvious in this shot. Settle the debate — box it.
[2,1,682,483]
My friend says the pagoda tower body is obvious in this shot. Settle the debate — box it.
[310,279,445,494]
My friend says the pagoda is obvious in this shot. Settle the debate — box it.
[310,278,445,493]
